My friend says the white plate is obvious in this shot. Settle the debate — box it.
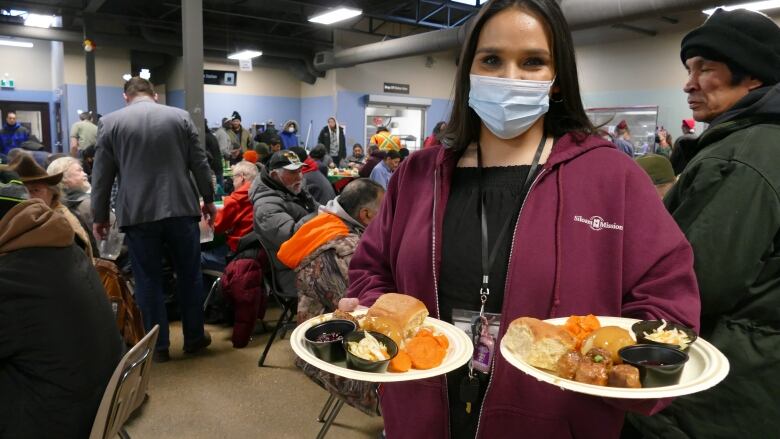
[500,316,730,399]
[290,312,473,382]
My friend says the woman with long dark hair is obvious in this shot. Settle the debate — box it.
[343,1,700,438]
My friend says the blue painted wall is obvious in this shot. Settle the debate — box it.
[63,84,125,145]
[300,96,334,148]
[427,98,452,135]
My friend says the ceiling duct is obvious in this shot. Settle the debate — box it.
[313,0,724,72]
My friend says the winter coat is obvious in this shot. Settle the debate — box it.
[214,182,254,252]
[220,233,268,348]
[301,159,336,204]
[0,122,30,155]
[256,126,279,145]
[346,134,700,439]
[0,200,123,438]
[628,84,780,439]
[359,150,386,178]
[205,130,224,179]
[227,126,252,152]
[280,120,300,149]
[63,187,93,225]
[249,169,318,293]
[318,125,347,162]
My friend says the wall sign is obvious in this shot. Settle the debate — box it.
[204,70,237,86]
[384,82,410,94]
[0,78,15,89]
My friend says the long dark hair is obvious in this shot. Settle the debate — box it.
[442,0,593,150]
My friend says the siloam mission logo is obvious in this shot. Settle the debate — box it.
[573,215,624,231]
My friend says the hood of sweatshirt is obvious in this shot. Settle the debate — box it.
[0,199,74,255]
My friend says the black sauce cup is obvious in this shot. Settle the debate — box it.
[304,320,357,363]
[619,344,689,388]
[343,331,399,373]
[631,320,698,352]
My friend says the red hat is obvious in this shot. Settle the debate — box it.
[616,120,628,130]
[243,150,259,163]
[682,119,695,130]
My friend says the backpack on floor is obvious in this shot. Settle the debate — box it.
[94,258,146,347]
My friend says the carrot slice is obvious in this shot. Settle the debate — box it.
[389,350,412,372]
[406,336,446,370]
[416,328,434,338]
[434,334,449,350]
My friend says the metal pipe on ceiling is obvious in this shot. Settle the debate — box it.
[313,0,724,72]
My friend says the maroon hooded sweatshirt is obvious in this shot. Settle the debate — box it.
[347,133,701,439]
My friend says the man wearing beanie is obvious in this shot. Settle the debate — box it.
[0,171,123,438]
[228,111,252,152]
[626,8,780,439]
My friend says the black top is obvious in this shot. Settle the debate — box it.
[439,165,537,439]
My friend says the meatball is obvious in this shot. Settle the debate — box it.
[584,347,614,369]
[574,360,608,386]
[608,364,642,388]
[556,351,583,380]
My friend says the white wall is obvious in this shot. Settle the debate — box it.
[0,40,52,90]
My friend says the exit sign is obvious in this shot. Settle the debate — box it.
[0,79,14,89]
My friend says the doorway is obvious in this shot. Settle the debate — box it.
[0,101,52,151]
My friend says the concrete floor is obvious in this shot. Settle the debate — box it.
[124,307,384,439]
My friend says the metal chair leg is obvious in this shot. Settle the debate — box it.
[317,394,336,422]
[258,313,285,367]
[316,399,344,439]
[202,276,221,312]
[279,304,296,340]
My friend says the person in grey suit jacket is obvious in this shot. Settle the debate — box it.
[91,77,216,362]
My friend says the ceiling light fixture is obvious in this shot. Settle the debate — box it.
[24,13,55,28]
[139,69,151,80]
[227,50,263,60]
[122,73,132,81]
[703,0,780,15]
[0,39,33,48]
[309,7,362,25]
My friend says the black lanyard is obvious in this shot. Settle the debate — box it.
[476,134,547,316]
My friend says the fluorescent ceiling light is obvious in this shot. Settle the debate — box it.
[451,0,479,5]
[122,73,132,81]
[24,13,55,28]
[309,7,362,25]
[227,50,262,60]
[0,39,33,48]
[139,69,151,80]
[704,1,780,15]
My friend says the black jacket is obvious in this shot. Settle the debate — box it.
[0,200,124,438]
[317,125,346,162]
[205,130,223,178]
[629,84,780,438]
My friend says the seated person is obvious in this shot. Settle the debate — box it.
[202,160,258,271]
[269,136,283,154]
[276,178,384,417]
[7,154,95,258]
[369,150,401,190]
[308,144,333,176]
[277,178,385,322]
[340,143,366,169]
[250,150,318,293]
[0,170,124,438]
[636,154,677,199]
[290,146,336,205]
[358,144,385,178]
[47,156,93,224]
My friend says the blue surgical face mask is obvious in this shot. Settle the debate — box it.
[468,74,554,140]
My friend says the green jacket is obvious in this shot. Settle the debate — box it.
[629,85,780,437]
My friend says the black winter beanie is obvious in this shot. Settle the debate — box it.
[681,8,780,85]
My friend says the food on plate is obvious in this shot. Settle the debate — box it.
[584,347,614,369]
[641,320,693,350]
[347,331,390,361]
[405,334,447,370]
[608,364,642,388]
[389,350,413,372]
[556,351,583,380]
[563,314,601,350]
[574,356,609,386]
[580,326,635,363]
[503,317,576,371]
[315,332,344,343]
[333,309,360,326]
[362,293,429,345]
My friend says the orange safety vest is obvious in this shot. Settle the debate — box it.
[371,132,401,151]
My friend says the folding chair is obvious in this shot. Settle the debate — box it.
[202,268,223,311]
[257,238,298,367]
[89,325,160,439]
